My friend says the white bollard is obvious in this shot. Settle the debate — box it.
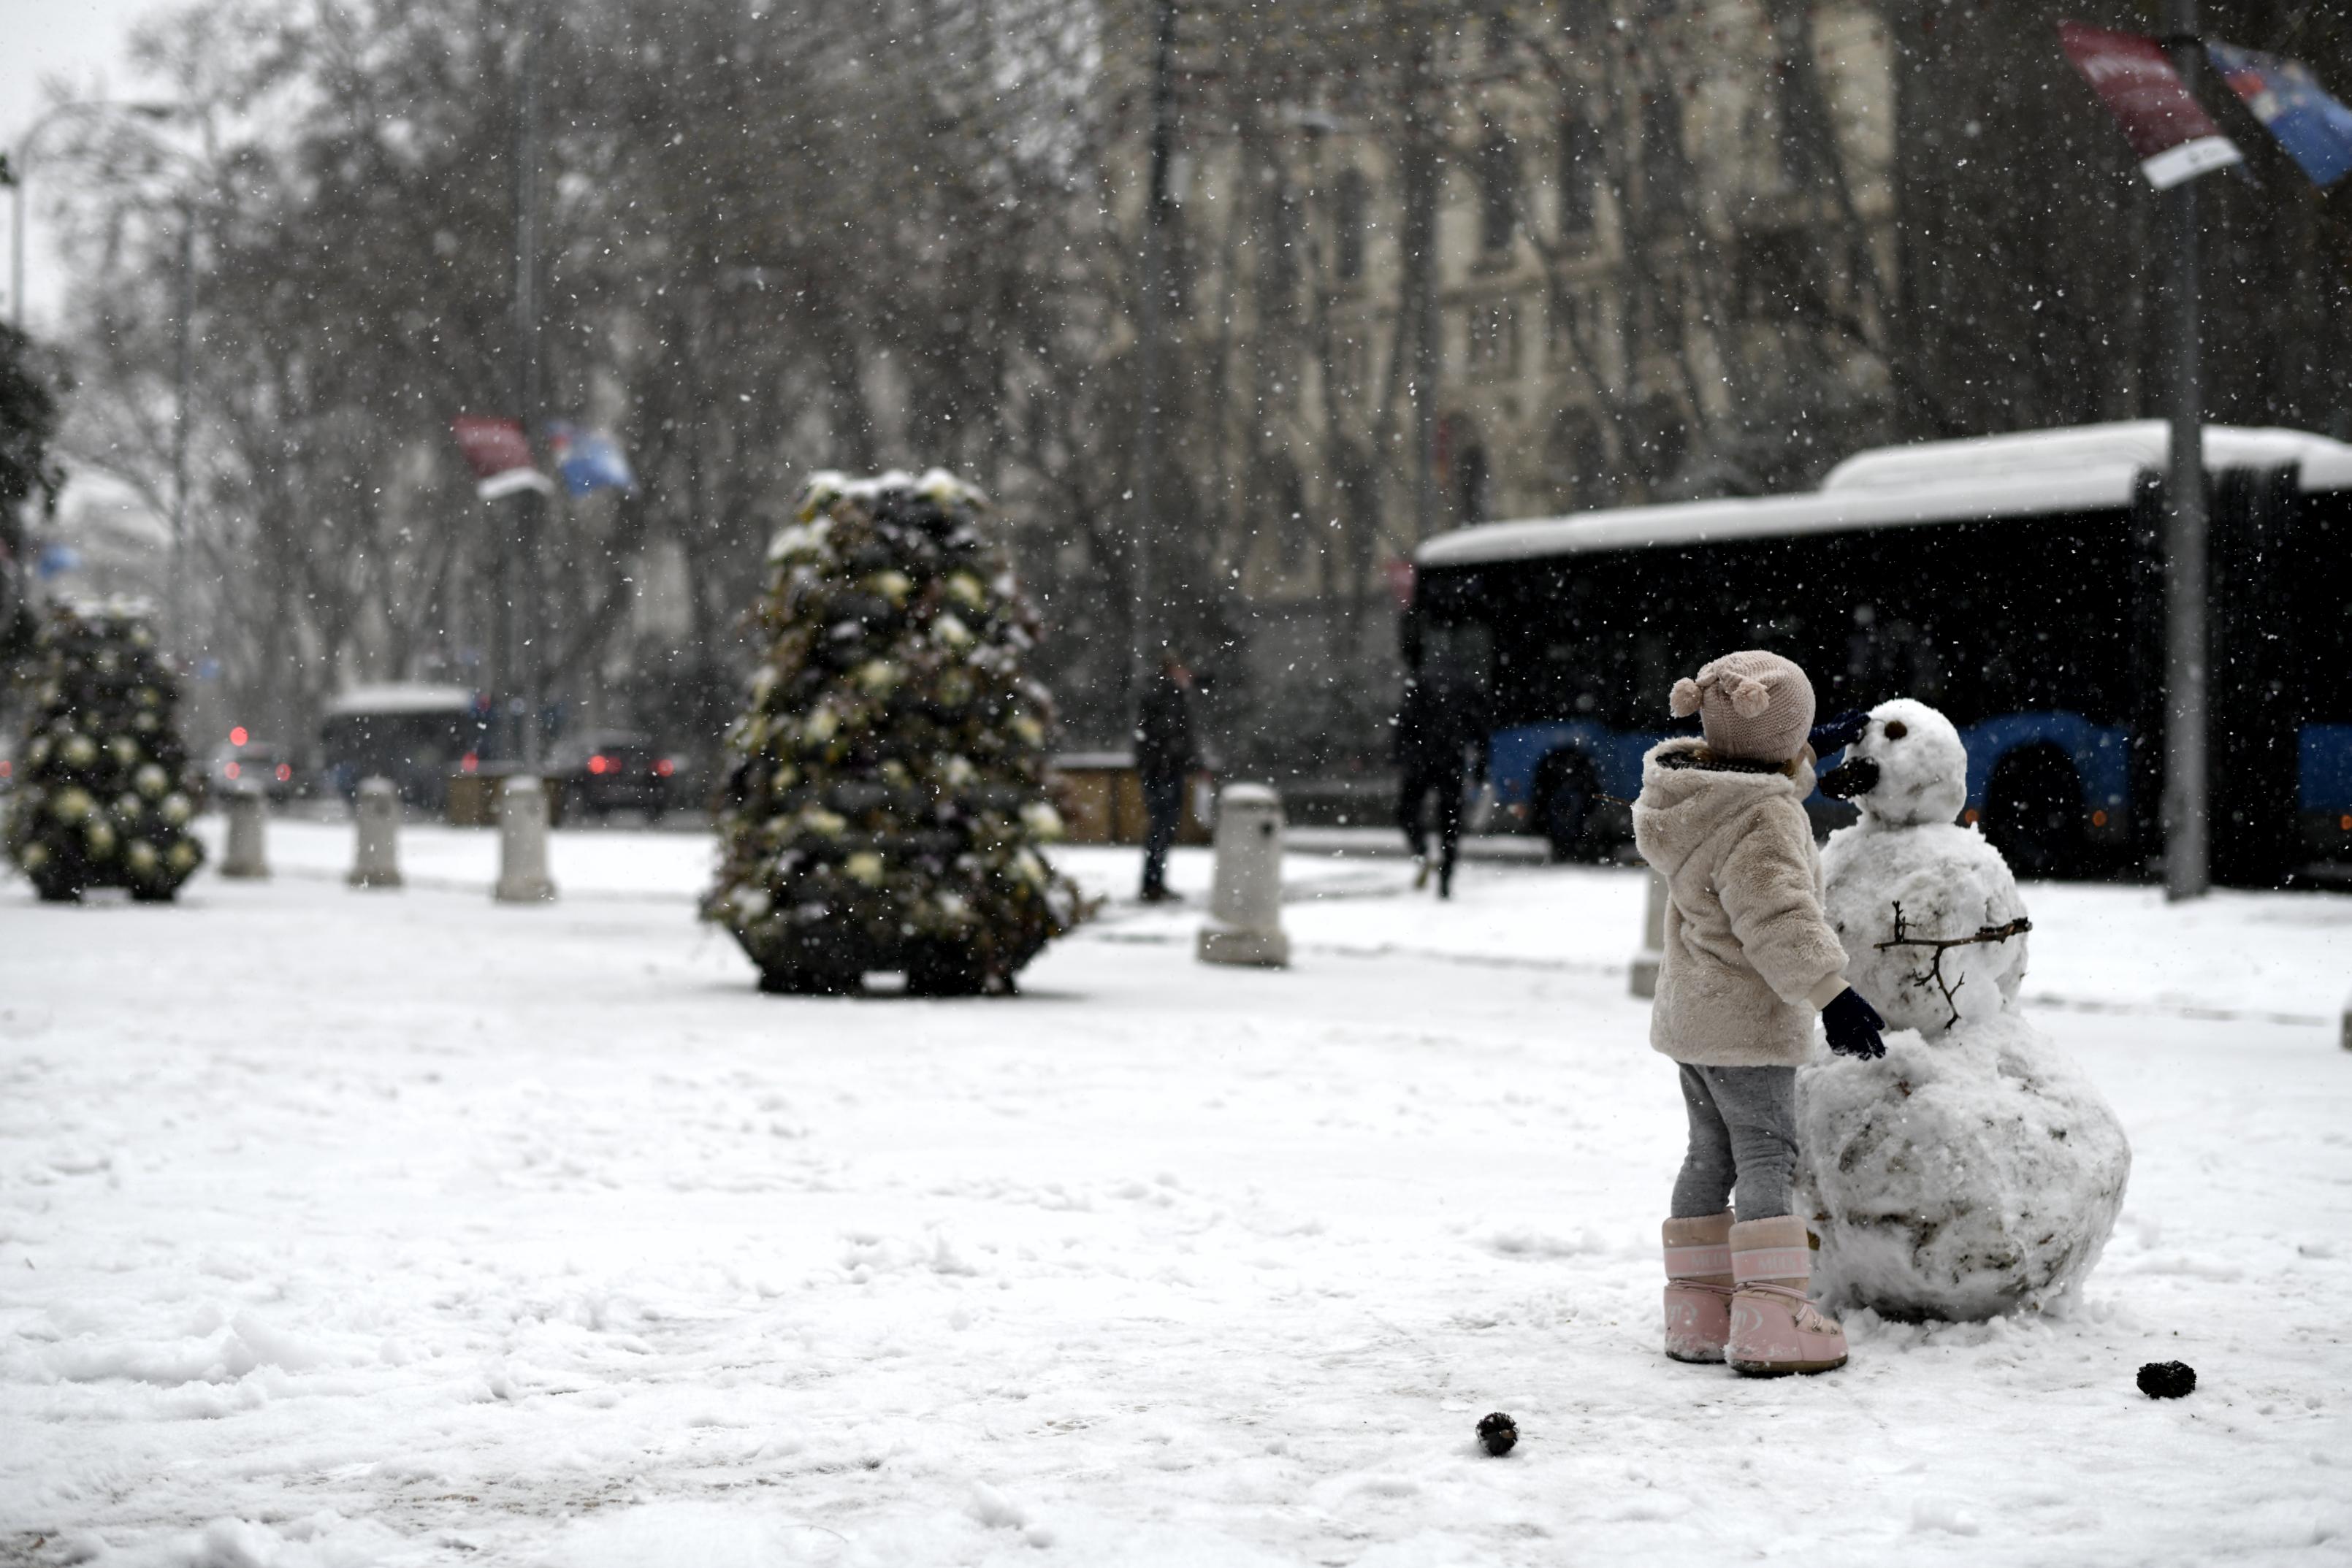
[1196,782,1289,968]
[219,783,270,879]
[348,776,404,889]
[493,775,557,903]
[1630,865,1668,998]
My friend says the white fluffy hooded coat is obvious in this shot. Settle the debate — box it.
[1633,738,1852,1066]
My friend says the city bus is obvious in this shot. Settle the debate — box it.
[1408,421,2352,886]
[318,684,489,808]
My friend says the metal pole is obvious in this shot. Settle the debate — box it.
[1410,37,1439,543]
[508,0,543,770]
[1132,0,1176,692]
[170,206,193,656]
[2161,0,2208,901]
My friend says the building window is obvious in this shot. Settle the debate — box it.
[1335,168,1368,283]
[1638,85,1689,237]
[1546,286,1578,367]
[1557,107,1597,238]
[1477,124,1517,253]
[1548,408,1616,512]
[1635,269,1683,360]
[1261,180,1302,315]
[1625,393,1688,490]
[1735,230,1828,323]
[1277,466,1309,570]
[1465,298,1519,376]
[1458,443,1492,525]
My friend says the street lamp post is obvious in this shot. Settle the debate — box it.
[2160,0,2209,901]
[1132,0,1177,697]
[170,206,194,659]
[8,101,180,330]
[506,0,546,771]
[7,102,202,665]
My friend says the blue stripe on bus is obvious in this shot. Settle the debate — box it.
[1491,713,2137,816]
[1955,714,2131,814]
[2302,725,2352,812]
[1488,722,1654,808]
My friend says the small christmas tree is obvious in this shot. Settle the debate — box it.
[703,470,1086,995]
[6,600,207,901]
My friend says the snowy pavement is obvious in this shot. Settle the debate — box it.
[2,822,2348,1566]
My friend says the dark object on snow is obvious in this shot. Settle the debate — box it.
[1822,986,1887,1060]
[2137,1361,2196,1399]
[1817,755,1879,800]
[1809,709,1870,754]
[1476,1411,1518,1456]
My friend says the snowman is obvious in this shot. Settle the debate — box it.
[1795,699,2131,1322]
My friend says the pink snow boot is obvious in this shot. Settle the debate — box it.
[1727,1215,1848,1376]
[1662,1212,1735,1363]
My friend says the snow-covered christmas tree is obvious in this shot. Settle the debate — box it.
[5,600,206,901]
[703,470,1085,995]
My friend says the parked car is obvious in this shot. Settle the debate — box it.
[549,730,675,819]
[212,742,297,804]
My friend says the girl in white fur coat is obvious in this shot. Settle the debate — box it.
[1631,650,1885,1377]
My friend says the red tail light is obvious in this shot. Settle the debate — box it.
[275,763,292,782]
[589,754,610,776]
[224,762,241,780]
[462,752,480,774]
[655,758,676,778]
[229,726,248,746]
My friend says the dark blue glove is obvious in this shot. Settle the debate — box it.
[1822,987,1885,1060]
[1809,709,1869,754]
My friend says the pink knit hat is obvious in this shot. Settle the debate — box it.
[1671,651,1816,763]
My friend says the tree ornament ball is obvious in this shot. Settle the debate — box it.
[2137,1361,2196,1400]
[1476,1412,1519,1456]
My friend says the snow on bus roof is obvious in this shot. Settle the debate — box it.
[1417,421,2352,569]
[322,683,476,718]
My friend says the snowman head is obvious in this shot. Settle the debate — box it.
[1830,698,1968,827]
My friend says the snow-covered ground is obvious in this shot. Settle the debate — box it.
[2,819,2348,1566]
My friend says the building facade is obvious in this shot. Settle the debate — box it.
[1103,1,1898,770]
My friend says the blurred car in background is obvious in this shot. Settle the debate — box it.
[212,740,297,804]
[549,730,676,820]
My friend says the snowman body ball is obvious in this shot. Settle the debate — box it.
[1797,699,2131,1322]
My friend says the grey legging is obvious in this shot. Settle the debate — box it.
[1670,1062,1798,1220]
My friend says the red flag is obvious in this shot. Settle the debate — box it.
[2059,22,2242,188]
[448,416,553,500]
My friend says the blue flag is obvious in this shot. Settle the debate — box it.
[543,421,638,497]
[2208,40,2352,187]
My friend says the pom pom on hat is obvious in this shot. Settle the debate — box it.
[1674,650,1817,762]
[1727,673,1773,718]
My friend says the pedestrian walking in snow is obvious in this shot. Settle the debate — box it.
[1631,650,1884,1376]
[1134,652,1196,903]
[1393,669,1488,899]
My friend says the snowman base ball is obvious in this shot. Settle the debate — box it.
[1796,1013,2131,1322]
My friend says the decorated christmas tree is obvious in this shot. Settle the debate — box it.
[703,470,1086,995]
[6,600,206,901]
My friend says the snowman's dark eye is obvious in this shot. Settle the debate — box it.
[1884,720,1909,740]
